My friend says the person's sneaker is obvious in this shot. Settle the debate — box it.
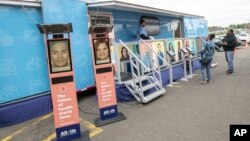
[227,71,234,75]
[200,81,207,84]
[207,80,210,83]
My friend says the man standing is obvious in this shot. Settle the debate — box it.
[136,19,150,54]
[221,29,237,74]
[138,19,150,40]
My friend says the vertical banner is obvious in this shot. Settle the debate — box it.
[118,44,131,62]
[183,39,192,58]
[139,41,153,69]
[46,38,81,140]
[152,41,166,66]
[130,43,139,55]
[188,38,198,56]
[89,26,126,127]
[174,39,184,62]
[196,37,206,52]
[184,38,198,56]
[118,44,131,73]
[92,38,118,120]
[165,39,176,63]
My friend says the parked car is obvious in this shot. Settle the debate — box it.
[213,35,242,51]
[238,33,250,44]
[235,34,243,48]
[216,35,225,40]
[213,38,224,52]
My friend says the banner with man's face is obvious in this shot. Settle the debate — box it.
[139,41,153,69]
[152,41,165,66]
[174,39,184,62]
[130,43,139,55]
[48,39,72,73]
[46,38,81,140]
[190,39,197,56]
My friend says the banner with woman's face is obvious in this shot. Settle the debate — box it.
[93,38,111,65]
[48,39,72,73]
[165,39,176,63]
[139,41,153,57]
[118,44,131,62]
[117,44,132,73]
[185,38,197,56]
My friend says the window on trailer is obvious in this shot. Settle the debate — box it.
[174,20,181,38]
[90,15,111,26]
[141,16,160,36]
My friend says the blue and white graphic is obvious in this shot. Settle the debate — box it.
[0,84,19,103]
[0,30,14,47]
[0,59,17,77]
[25,57,45,71]
[24,29,39,42]
[0,3,94,103]
[0,6,49,103]
[28,79,47,94]
[42,0,95,90]
[184,17,208,38]
[0,6,11,20]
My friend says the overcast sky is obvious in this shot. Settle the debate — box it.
[94,0,250,27]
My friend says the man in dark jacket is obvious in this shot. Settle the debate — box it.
[221,29,237,74]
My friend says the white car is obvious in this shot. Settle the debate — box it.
[238,33,250,44]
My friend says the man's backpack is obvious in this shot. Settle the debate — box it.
[200,42,214,64]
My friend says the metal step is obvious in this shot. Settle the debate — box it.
[124,75,150,84]
[141,89,166,103]
[125,84,142,103]
[141,83,158,92]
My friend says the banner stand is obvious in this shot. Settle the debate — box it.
[89,26,126,127]
[51,130,90,141]
[37,23,90,141]
[166,51,180,87]
[94,112,126,127]
[180,48,189,82]
[187,48,194,79]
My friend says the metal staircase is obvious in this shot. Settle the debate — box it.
[119,39,166,103]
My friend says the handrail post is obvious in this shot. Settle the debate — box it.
[187,57,193,78]
[181,52,188,82]
[114,43,122,84]
[180,39,188,82]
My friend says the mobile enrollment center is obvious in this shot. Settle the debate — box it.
[0,0,208,127]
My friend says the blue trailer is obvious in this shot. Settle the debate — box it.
[0,0,208,127]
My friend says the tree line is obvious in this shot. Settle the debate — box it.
[209,23,250,32]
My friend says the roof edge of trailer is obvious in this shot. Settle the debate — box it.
[85,0,204,19]
[0,0,41,7]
